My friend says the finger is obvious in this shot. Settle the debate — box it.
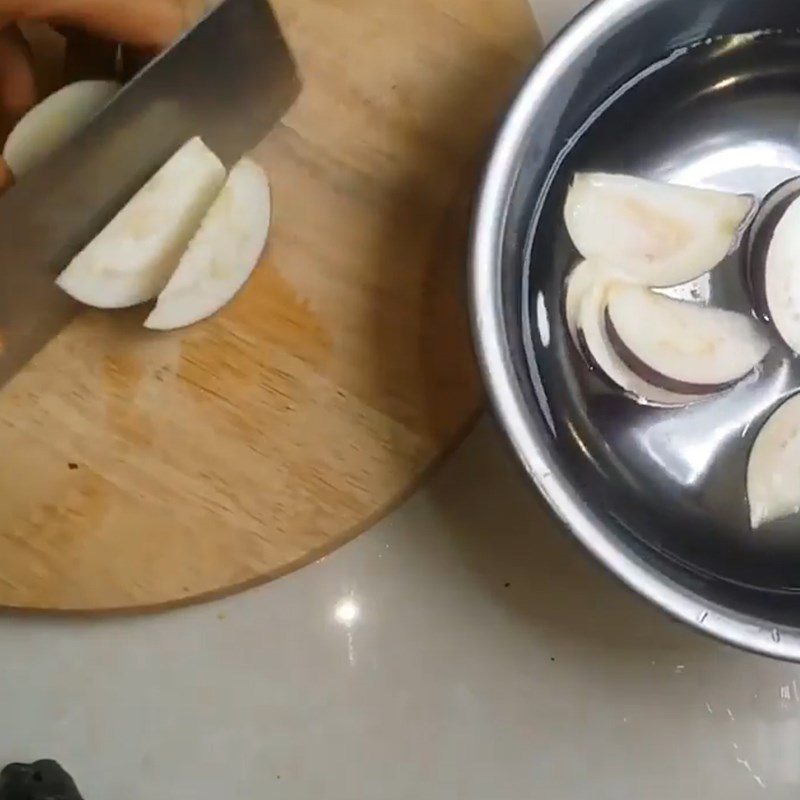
[63,26,117,81]
[118,43,155,83]
[19,20,67,98]
[4,1,203,49]
[0,154,13,192]
[0,23,36,119]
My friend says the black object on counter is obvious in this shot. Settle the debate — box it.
[0,760,84,800]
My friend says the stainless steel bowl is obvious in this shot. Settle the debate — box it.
[471,0,800,659]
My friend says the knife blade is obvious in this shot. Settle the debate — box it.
[0,0,299,388]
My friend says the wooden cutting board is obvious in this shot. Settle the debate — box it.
[0,0,539,612]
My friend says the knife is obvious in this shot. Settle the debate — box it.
[0,0,299,388]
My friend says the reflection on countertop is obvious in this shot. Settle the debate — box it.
[0,420,799,798]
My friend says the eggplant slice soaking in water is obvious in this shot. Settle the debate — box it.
[761,192,800,355]
[565,259,604,347]
[562,172,768,406]
[605,284,769,395]
[564,172,753,287]
[573,280,701,406]
[748,393,800,529]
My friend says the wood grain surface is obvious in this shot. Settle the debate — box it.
[0,0,540,612]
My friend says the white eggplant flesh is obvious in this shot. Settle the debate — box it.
[4,80,119,176]
[564,172,753,287]
[748,394,800,529]
[605,284,769,394]
[145,158,271,331]
[56,137,226,309]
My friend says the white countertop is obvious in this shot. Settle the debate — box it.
[3,3,800,798]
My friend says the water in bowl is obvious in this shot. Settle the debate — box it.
[528,32,800,591]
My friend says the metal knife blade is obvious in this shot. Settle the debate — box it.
[0,0,299,388]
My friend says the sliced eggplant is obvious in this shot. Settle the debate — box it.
[747,393,800,528]
[576,282,699,407]
[745,176,800,321]
[145,158,271,331]
[564,173,753,287]
[605,284,769,394]
[4,80,119,177]
[57,137,226,309]
[564,260,601,347]
[762,193,800,355]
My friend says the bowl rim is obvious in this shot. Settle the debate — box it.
[469,0,800,661]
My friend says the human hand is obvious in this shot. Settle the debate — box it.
[0,0,208,188]
[0,1,207,111]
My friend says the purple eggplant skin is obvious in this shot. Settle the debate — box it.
[0,760,84,800]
